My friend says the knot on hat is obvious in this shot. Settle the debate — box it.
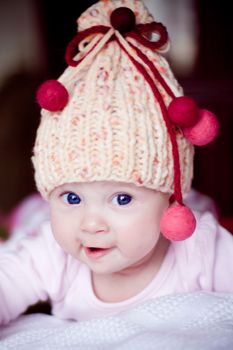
[110,7,136,33]
[77,0,153,32]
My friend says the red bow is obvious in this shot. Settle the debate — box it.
[65,22,168,67]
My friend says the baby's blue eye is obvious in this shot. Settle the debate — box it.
[63,192,81,205]
[113,193,132,206]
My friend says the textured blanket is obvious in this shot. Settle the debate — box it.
[1,292,233,349]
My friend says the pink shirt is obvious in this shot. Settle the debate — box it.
[0,211,233,325]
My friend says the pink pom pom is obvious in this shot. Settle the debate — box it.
[36,80,69,112]
[168,96,199,128]
[160,203,196,241]
[183,109,219,146]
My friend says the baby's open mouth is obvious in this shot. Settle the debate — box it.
[89,247,102,252]
[84,246,112,259]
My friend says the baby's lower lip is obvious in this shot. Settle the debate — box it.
[84,247,112,259]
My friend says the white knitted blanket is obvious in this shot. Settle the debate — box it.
[1,292,233,350]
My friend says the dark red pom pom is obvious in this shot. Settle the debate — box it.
[168,96,199,128]
[36,80,69,112]
[110,7,136,33]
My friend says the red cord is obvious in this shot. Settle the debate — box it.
[117,40,183,205]
[65,25,109,66]
[128,42,175,98]
[128,22,168,50]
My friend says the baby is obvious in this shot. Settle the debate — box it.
[0,0,232,326]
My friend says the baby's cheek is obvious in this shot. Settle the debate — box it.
[51,218,67,245]
[118,232,156,259]
[51,227,64,247]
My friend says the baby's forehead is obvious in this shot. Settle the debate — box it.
[53,180,141,190]
[50,181,156,195]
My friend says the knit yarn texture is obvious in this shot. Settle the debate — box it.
[32,0,194,199]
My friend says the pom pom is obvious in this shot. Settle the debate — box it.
[183,109,219,146]
[160,203,196,241]
[110,7,136,33]
[168,96,199,128]
[36,80,69,112]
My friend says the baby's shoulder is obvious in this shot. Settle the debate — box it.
[171,210,222,267]
[177,210,223,250]
[188,210,232,251]
[171,210,233,291]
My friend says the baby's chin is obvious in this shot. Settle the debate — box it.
[84,257,135,276]
[86,257,148,276]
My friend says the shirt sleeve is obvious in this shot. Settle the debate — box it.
[212,224,233,292]
[0,222,68,325]
[192,211,233,292]
[173,211,233,293]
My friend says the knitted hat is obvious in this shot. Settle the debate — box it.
[33,0,219,241]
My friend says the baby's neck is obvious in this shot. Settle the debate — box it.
[91,236,170,303]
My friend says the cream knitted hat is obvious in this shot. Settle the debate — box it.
[33,0,219,240]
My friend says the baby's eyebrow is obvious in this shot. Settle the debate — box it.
[103,185,134,191]
[53,186,78,195]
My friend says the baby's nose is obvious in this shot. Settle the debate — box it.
[80,210,109,234]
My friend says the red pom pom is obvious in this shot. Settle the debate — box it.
[110,7,136,33]
[36,80,69,112]
[160,204,196,241]
[183,109,219,146]
[168,96,199,128]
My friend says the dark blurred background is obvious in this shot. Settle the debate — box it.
[0,0,232,229]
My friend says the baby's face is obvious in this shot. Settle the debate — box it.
[49,181,169,275]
